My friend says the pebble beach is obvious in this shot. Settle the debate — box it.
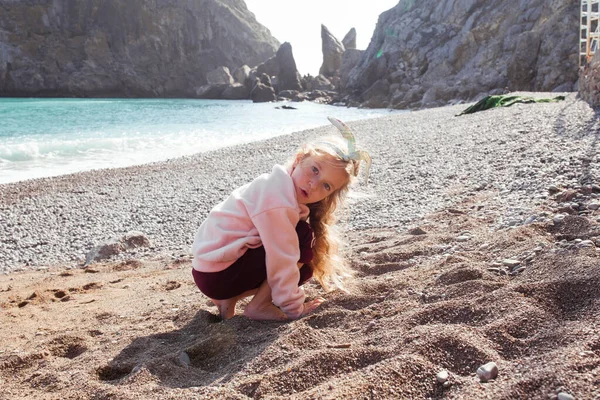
[1,92,598,271]
[1,93,599,399]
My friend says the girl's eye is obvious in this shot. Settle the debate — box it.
[324,183,331,191]
[312,166,319,175]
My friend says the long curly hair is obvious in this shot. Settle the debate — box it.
[288,136,364,292]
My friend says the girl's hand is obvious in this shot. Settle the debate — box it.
[301,297,326,317]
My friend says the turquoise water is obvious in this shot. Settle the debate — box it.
[0,98,395,184]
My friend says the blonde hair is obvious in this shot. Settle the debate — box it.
[289,136,363,292]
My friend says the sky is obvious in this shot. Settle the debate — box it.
[244,0,399,76]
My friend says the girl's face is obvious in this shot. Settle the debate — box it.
[291,154,349,205]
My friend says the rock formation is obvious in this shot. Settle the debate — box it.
[0,0,279,97]
[342,28,357,50]
[275,42,303,91]
[342,0,579,109]
[319,25,345,77]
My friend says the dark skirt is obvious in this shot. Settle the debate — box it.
[192,220,314,300]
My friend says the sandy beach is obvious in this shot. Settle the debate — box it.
[1,93,600,399]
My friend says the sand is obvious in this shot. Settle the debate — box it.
[1,93,599,399]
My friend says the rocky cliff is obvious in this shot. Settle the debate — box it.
[0,0,279,97]
[344,0,579,109]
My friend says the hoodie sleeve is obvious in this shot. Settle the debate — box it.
[251,207,305,319]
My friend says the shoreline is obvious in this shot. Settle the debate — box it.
[1,92,597,272]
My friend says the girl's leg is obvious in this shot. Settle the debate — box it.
[211,287,258,320]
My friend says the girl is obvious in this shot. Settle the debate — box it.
[191,117,371,321]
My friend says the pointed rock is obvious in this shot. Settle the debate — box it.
[342,28,357,49]
[319,24,345,77]
[276,42,303,91]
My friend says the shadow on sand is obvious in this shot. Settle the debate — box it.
[96,308,283,389]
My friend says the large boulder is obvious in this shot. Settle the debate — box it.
[0,0,280,97]
[305,74,335,91]
[251,82,276,102]
[319,24,345,77]
[232,65,251,84]
[275,42,303,91]
[256,56,280,78]
[206,66,234,85]
[344,0,579,109]
[342,28,357,50]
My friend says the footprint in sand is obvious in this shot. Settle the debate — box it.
[164,281,181,291]
[46,335,88,359]
[181,334,236,370]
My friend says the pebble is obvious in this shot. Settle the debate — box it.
[512,266,527,274]
[178,351,191,367]
[476,362,498,382]
[557,393,575,400]
[408,227,427,235]
[577,240,595,248]
[502,259,520,268]
[456,235,471,242]
[588,202,600,210]
[436,370,449,383]
[554,215,566,224]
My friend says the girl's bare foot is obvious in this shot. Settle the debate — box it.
[211,298,237,320]
[243,301,287,321]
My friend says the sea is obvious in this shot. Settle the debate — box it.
[0,98,395,185]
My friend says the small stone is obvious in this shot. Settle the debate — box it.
[548,185,560,194]
[513,266,527,274]
[524,215,537,225]
[408,227,427,235]
[557,392,575,400]
[578,240,595,248]
[178,351,191,367]
[442,381,451,389]
[456,236,471,242]
[554,215,566,224]
[502,259,520,268]
[436,370,449,383]
[588,202,600,210]
[476,362,498,382]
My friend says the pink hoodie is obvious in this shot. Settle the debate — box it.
[192,164,310,318]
